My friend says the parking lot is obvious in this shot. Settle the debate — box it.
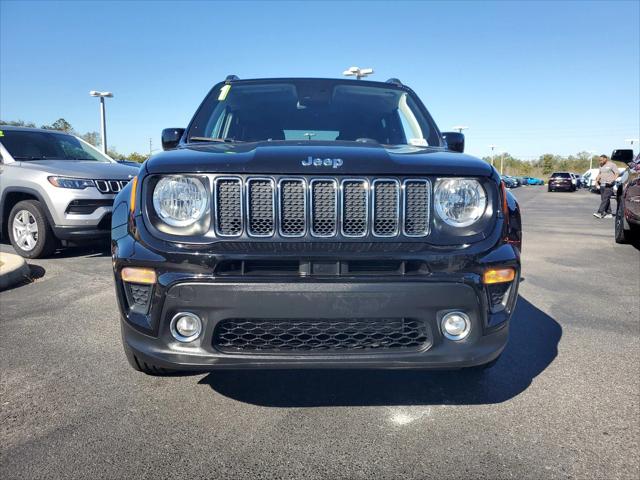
[0,187,638,479]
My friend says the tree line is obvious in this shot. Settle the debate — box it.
[0,118,148,163]
[480,151,615,177]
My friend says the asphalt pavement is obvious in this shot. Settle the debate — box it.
[1,187,638,480]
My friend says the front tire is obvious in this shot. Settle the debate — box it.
[8,200,58,258]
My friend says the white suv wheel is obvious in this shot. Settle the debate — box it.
[12,209,39,251]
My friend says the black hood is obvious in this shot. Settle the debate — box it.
[145,141,493,177]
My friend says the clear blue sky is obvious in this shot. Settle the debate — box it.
[1,0,638,159]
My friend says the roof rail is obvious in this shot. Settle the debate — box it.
[225,75,240,82]
[385,78,403,86]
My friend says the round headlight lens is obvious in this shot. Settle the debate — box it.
[152,176,208,227]
[434,178,487,227]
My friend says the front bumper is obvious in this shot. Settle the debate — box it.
[121,280,512,370]
[114,238,519,371]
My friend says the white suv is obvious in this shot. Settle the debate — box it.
[0,126,139,258]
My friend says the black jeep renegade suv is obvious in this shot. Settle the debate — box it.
[111,76,522,375]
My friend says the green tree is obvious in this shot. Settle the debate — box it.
[81,131,101,147]
[41,118,74,133]
[540,154,555,174]
[0,119,36,127]
[126,152,148,163]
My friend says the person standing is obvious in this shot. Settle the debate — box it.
[593,154,620,218]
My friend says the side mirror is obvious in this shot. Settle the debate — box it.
[611,149,634,164]
[161,128,185,151]
[442,132,465,153]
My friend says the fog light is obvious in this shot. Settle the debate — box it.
[170,312,202,342]
[441,311,471,341]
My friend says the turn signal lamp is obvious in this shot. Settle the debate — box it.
[129,176,138,214]
[121,267,156,284]
[483,267,516,284]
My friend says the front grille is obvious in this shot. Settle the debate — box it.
[95,179,130,194]
[247,178,275,236]
[215,178,243,236]
[342,180,368,237]
[372,179,400,236]
[213,318,430,354]
[311,179,337,237]
[211,176,432,239]
[403,180,430,236]
[279,179,306,237]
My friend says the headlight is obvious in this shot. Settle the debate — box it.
[152,175,209,227]
[48,177,94,189]
[434,178,487,227]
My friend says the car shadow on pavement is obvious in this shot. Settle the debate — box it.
[51,241,111,259]
[200,296,562,407]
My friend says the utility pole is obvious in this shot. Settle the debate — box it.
[488,145,497,168]
[149,138,153,157]
[89,91,113,154]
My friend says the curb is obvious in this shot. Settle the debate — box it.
[0,252,31,291]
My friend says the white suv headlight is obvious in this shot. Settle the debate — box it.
[152,175,209,227]
[434,178,487,227]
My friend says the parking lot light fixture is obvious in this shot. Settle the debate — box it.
[452,126,468,133]
[89,90,114,154]
[343,66,374,80]
[488,145,497,167]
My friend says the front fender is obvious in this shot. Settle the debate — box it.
[506,190,522,252]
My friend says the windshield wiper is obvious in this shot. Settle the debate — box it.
[13,155,48,160]
[188,137,243,144]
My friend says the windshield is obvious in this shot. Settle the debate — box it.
[0,130,112,162]
[551,172,571,178]
[187,80,439,146]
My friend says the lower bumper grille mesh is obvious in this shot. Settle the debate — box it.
[213,318,429,354]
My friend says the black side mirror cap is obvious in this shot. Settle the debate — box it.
[442,132,465,153]
[611,149,634,164]
[161,128,185,151]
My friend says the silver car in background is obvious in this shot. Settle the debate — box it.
[0,126,140,258]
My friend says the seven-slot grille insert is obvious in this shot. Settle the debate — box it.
[214,177,431,239]
[94,179,130,194]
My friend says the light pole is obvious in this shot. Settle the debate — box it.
[625,138,640,153]
[452,126,468,133]
[488,144,497,168]
[89,90,113,154]
[587,150,594,170]
[343,66,374,80]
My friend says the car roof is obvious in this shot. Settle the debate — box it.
[0,125,75,135]
[222,77,409,91]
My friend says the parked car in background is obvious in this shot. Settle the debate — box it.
[116,159,143,169]
[520,176,544,186]
[0,126,139,258]
[501,175,519,188]
[582,168,599,192]
[548,172,576,192]
[612,149,640,244]
[505,175,521,187]
[570,172,582,188]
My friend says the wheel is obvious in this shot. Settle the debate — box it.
[8,200,58,258]
[615,200,631,244]
[548,187,552,192]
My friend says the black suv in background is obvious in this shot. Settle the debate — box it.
[548,172,575,192]
[111,76,522,375]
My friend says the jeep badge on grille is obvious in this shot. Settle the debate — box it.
[302,156,344,168]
